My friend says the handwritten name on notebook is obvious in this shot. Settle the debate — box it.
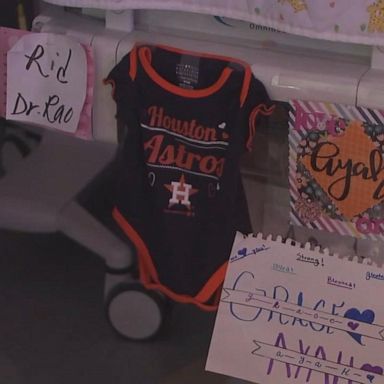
[6,33,87,133]
[206,233,384,384]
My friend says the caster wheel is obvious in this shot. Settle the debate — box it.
[106,283,165,341]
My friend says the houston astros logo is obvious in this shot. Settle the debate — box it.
[164,174,198,209]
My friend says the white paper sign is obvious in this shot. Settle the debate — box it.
[206,233,384,384]
[6,33,87,133]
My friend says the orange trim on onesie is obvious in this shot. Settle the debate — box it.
[144,283,219,311]
[149,43,250,69]
[138,46,233,99]
[195,262,228,303]
[240,66,252,107]
[246,104,276,151]
[129,46,138,80]
[112,207,224,311]
[113,207,159,283]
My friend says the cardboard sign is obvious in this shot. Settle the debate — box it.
[6,33,87,133]
[206,232,384,384]
[289,100,384,241]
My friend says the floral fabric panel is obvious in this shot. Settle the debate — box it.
[289,100,384,241]
[44,0,384,45]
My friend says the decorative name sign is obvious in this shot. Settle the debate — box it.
[206,232,384,384]
[289,100,384,241]
[6,32,87,133]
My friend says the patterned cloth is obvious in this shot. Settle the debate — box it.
[44,0,384,46]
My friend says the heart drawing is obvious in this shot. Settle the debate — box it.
[347,321,359,331]
[344,308,375,345]
[360,364,383,383]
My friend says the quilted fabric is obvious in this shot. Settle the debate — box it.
[43,0,384,45]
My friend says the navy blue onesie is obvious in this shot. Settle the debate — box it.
[106,44,274,310]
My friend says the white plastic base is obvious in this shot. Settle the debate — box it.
[106,284,164,340]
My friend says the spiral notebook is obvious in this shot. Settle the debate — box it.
[206,232,384,384]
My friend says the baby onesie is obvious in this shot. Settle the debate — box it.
[106,44,274,310]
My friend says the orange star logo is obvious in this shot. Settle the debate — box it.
[164,174,199,209]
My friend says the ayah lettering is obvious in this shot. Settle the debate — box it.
[310,142,384,201]
[267,332,356,384]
